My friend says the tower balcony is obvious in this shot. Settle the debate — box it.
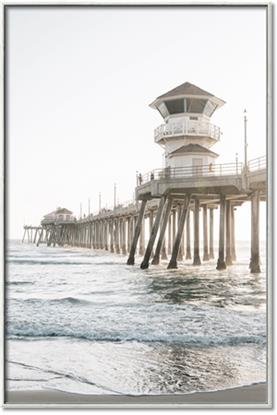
[154,119,221,145]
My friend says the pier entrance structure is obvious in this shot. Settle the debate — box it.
[23,83,266,274]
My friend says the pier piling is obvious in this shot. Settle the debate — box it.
[250,191,261,273]
[216,195,227,270]
[209,208,214,259]
[152,198,172,265]
[168,195,191,269]
[141,197,166,269]
[185,209,192,260]
[193,199,201,266]
[203,205,209,261]
[127,200,147,265]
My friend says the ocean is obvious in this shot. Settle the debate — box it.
[6,240,267,396]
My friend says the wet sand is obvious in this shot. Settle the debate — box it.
[5,383,269,407]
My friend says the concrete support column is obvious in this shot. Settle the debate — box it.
[121,218,127,255]
[139,215,145,256]
[119,219,123,253]
[161,238,167,260]
[209,208,214,259]
[104,221,109,251]
[95,222,99,249]
[114,218,120,254]
[36,228,43,247]
[168,214,172,255]
[141,197,166,269]
[193,199,201,265]
[149,210,154,238]
[127,200,147,265]
[216,195,227,270]
[168,195,191,269]
[250,191,261,273]
[177,204,184,261]
[186,209,192,260]
[172,209,176,249]
[231,206,236,261]
[100,222,103,249]
[225,201,232,265]
[110,220,114,253]
[152,198,172,265]
[127,217,132,253]
[203,205,209,261]
[92,222,96,249]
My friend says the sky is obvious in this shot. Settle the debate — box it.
[7,6,267,241]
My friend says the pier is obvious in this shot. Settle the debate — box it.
[22,82,266,274]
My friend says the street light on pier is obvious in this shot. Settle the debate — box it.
[99,193,101,213]
[114,183,117,210]
[244,109,248,171]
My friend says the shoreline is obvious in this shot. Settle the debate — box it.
[5,382,269,407]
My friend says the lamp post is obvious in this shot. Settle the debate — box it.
[114,183,117,210]
[99,192,101,213]
[244,109,248,171]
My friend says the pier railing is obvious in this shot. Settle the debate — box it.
[154,120,221,142]
[248,156,266,172]
[139,162,243,185]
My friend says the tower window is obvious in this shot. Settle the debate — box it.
[157,102,169,118]
[165,99,184,114]
[186,98,207,113]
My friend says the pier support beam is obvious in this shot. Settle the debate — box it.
[104,221,109,251]
[127,200,147,265]
[177,204,184,261]
[216,195,227,270]
[186,209,192,260]
[172,209,176,250]
[141,197,166,269]
[110,220,114,253]
[115,218,120,254]
[22,227,27,243]
[231,206,237,261]
[168,214,172,255]
[193,199,201,266]
[225,201,233,265]
[139,215,145,256]
[250,191,261,273]
[203,205,209,261]
[168,195,191,269]
[161,239,167,260]
[152,198,172,265]
[120,218,126,255]
[36,228,43,247]
[209,208,214,259]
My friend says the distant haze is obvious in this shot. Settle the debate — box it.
[7,6,267,242]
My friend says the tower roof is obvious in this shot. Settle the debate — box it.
[157,82,214,100]
[44,207,73,217]
[169,144,219,158]
[150,82,225,109]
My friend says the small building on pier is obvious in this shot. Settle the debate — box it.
[41,207,75,225]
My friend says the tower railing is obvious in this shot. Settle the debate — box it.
[154,119,221,142]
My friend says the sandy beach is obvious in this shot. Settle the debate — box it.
[5,383,269,407]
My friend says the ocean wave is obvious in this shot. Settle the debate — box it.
[7,259,94,266]
[14,297,91,306]
[6,281,34,286]
[6,330,266,347]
